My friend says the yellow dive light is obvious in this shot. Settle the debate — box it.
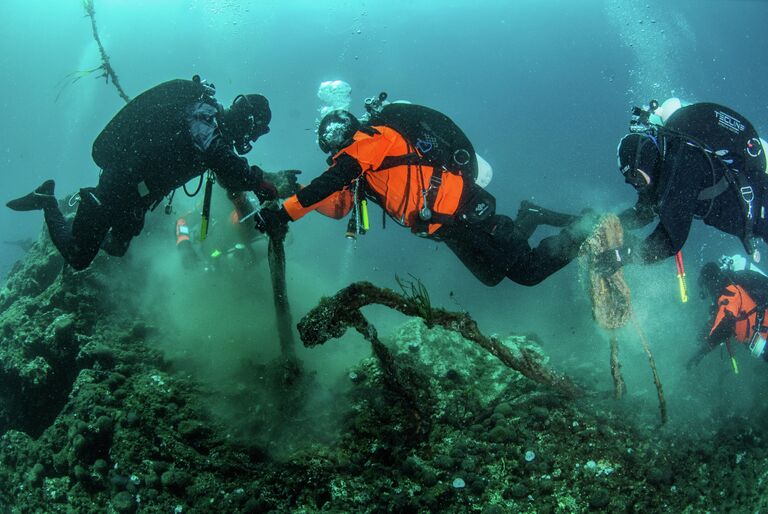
[360,199,369,231]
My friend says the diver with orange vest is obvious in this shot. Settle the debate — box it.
[596,99,768,275]
[257,96,596,286]
[689,261,768,368]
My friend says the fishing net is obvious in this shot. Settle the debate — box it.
[579,214,632,329]
[578,214,667,423]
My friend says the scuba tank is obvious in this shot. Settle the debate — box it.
[365,94,479,181]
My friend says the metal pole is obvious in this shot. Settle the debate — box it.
[267,232,298,366]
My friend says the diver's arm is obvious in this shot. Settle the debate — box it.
[687,302,737,369]
[686,339,717,369]
[707,288,740,342]
[634,223,685,263]
[618,200,656,230]
[707,312,737,349]
[204,138,264,191]
[596,216,689,273]
[635,178,699,263]
[282,154,363,221]
[295,154,362,207]
[186,101,263,192]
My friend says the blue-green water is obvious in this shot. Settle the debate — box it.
[1,1,768,511]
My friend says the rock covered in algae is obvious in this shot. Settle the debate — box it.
[0,230,767,512]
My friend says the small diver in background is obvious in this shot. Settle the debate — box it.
[689,257,768,369]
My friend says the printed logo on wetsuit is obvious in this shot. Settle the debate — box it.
[474,202,490,217]
[714,110,745,134]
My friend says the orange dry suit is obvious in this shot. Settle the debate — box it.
[708,284,768,346]
[282,126,467,235]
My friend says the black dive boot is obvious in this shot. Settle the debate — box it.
[517,200,578,228]
[515,200,579,240]
[6,180,57,211]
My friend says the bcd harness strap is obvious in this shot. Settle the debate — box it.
[375,148,455,234]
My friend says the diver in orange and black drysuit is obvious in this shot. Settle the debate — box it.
[689,262,768,367]
[258,108,596,286]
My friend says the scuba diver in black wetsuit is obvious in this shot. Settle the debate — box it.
[596,99,768,275]
[6,76,299,271]
[259,96,597,286]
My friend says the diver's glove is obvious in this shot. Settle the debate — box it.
[593,245,634,276]
[247,165,278,203]
[263,170,303,199]
[685,350,705,370]
[256,204,290,240]
[686,343,713,370]
[253,180,279,203]
[593,232,643,276]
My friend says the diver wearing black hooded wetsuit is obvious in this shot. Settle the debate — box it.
[599,102,768,273]
[7,77,280,270]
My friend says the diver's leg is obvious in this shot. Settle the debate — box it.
[515,200,579,240]
[439,211,596,287]
[502,231,582,286]
[101,205,146,257]
[177,240,201,269]
[6,180,109,270]
[439,223,506,287]
[482,212,596,286]
[64,188,113,269]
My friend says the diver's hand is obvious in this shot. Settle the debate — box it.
[264,170,303,199]
[254,180,279,203]
[593,246,633,276]
[256,204,290,240]
[686,346,709,370]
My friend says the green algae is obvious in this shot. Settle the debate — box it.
[0,233,767,512]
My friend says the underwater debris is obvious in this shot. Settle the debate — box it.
[631,313,667,424]
[267,231,300,382]
[308,286,432,437]
[579,215,667,423]
[580,215,632,330]
[297,281,581,398]
[609,334,625,400]
[81,0,131,103]
[1,231,767,511]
